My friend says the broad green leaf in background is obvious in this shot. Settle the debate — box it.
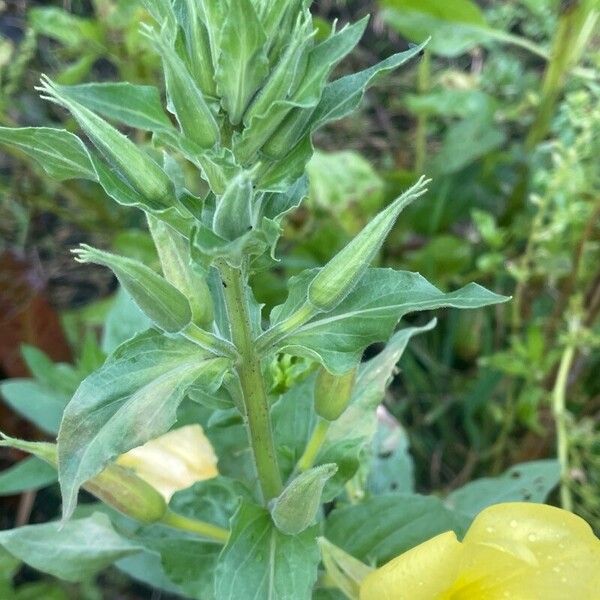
[325,494,469,565]
[0,380,69,435]
[214,501,320,600]
[0,127,96,181]
[53,82,173,132]
[380,0,492,57]
[170,476,255,529]
[116,550,184,596]
[28,7,102,49]
[0,513,142,582]
[0,457,57,497]
[271,268,508,373]
[445,460,561,518]
[58,329,231,520]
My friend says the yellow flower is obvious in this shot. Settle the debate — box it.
[117,425,218,501]
[360,503,600,600]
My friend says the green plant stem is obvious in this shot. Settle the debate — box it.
[502,0,598,225]
[218,261,283,502]
[414,49,430,174]
[256,302,318,355]
[552,336,576,512]
[297,418,330,473]
[182,323,238,360]
[161,509,229,544]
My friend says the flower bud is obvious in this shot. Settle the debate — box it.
[270,464,337,535]
[0,434,166,523]
[143,26,220,149]
[73,244,192,334]
[36,76,173,205]
[314,367,357,422]
[307,176,430,312]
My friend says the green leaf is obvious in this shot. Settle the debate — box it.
[212,171,254,240]
[271,464,337,535]
[0,458,57,497]
[170,476,255,529]
[21,345,80,394]
[217,0,269,125]
[215,501,320,600]
[0,380,69,435]
[271,268,508,373]
[445,460,561,519]
[381,0,493,57]
[0,127,96,181]
[325,494,468,565]
[53,82,173,132]
[28,7,102,49]
[0,513,142,582]
[58,329,230,520]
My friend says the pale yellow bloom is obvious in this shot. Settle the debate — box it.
[360,503,600,600]
[117,425,218,501]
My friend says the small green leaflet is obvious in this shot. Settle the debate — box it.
[445,460,561,519]
[214,501,320,600]
[271,268,508,373]
[58,329,231,520]
[0,513,142,582]
[0,127,96,181]
[52,82,173,132]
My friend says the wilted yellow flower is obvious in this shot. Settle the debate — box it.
[117,425,218,501]
[360,502,600,600]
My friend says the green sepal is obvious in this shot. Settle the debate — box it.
[212,171,255,241]
[73,244,192,334]
[314,368,357,422]
[270,464,337,535]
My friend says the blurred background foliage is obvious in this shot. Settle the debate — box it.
[0,0,598,597]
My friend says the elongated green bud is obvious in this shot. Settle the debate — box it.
[308,176,430,312]
[0,434,167,523]
[36,76,173,204]
[314,367,357,422]
[142,25,219,149]
[270,464,337,535]
[148,217,214,328]
[73,244,192,333]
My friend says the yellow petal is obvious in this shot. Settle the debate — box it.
[117,425,218,501]
[452,502,600,599]
[360,531,463,600]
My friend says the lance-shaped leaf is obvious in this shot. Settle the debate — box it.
[148,216,214,327]
[0,513,143,582]
[140,0,177,37]
[143,25,220,149]
[37,76,174,204]
[0,457,57,497]
[73,245,192,334]
[197,0,226,65]
[51,82,173,132]
[216,0,269,125]
[271,269,508,373]
[58,329,230,520]
[212,171,254,240]
[270,464,337,535]
[215,501,320,600]
[0,127,96,181]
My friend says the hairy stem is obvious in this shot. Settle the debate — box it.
[297,418,330,473]
[161,509,229,544]
[218,261,283,502]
